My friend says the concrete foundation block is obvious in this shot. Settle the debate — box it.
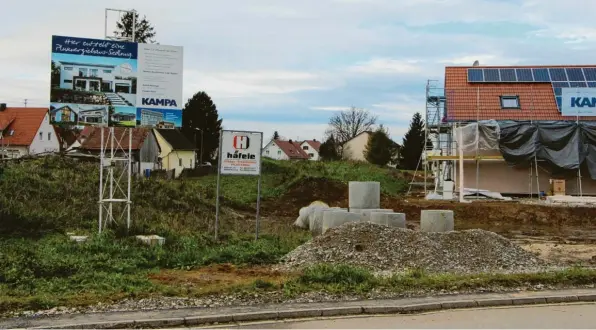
[136,235,165,246]
[369,212,406,228]
[311,207,346,237]
[349,181,381,209]
[69,235,88,243]
[322,211,363,235]
[351,208,394,222]
[420,210,454,232]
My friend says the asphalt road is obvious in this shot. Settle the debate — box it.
[228,303,595,329]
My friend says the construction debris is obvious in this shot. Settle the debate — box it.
[280,222,546,274]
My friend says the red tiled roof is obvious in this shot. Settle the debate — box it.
[0,107,48,146]
[79,127,150,151]
[274,140,310,159]
[302,140,321,152]
[444,65,596,121]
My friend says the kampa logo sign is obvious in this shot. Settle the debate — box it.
[141,98,178,107]
[570,97,596,108]
[226,135,256,160]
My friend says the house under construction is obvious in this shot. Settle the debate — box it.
[423,64,596,198]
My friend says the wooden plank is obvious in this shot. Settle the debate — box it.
[427,155,504,161]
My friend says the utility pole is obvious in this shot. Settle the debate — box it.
[23,99,28,107]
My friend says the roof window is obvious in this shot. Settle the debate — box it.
[500,95,520,109]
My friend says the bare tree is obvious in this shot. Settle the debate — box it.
[325,107,378,145]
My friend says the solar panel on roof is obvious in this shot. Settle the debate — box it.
[588,81,596,87]
[584,68,596,81]
[516,68,533,82]
[499,68,516,82]
[533,68,550,82]
[552,82,570,88]
[467,69,484,82]
[553,88,563,96]
[570,81,587,88]
[556,97,562,110]
[483,68,500,82]
[549,68,567,81]
[565,68,585,81]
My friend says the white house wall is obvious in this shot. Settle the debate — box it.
[300,142,319,161]
[262,141,289,160]
[28,113,60,155]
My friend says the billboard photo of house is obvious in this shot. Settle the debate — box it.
[110,106,136,127]
[50,103,109,126]
[136,108,182,128]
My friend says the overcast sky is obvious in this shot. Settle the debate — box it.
[2,0,596,142]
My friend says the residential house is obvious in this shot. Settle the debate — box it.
[153,129,196,178]
[342,131,373,162]
[436,64,596,195]
[75,127,159,175]
[0,105,60,158]
[57,61,133,94]
[299,140,321,160]
[53,126,80,152]
[50,104,78,123]
[262,139,309,160]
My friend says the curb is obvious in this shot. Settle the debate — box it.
[35,294,596,329]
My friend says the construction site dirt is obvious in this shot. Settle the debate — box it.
[260,179,596,266]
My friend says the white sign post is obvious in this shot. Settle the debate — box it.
[215,130,263,240]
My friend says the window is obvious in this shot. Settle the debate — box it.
[266,150,270,154]
[308,153,314,158]
[500,95,520,109]
[277,150,281,155]
[302,146,308,150]
[39,132,42,140]
[48,132,51,141]
[90,69,99,77]
[179,159,182,167]
[63,79,73,83]
[103,69,112,73]
[64,66,73,71]
[79,68,88,77]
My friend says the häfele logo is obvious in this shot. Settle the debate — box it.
[226,135,256,160]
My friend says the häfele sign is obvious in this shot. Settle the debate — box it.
[219,130,262,175]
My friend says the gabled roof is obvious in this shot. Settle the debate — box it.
[0,107,48,146]
[300,140,321,152]
[444,65,596,121]
[53,126,79,148]
[273,140,309,159]
[79,127,150,151]
[155,129,195,150]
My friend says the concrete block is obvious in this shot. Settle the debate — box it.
[369,212,406,228]
[135,235,165,246]
[400,303,442,313]
[320,306,363,316]
[350,208,394,221]
[311,207,346,237]
[512,297,547,305]
[185,315,234,326]
[546,295,579,303]
[232,311,279,322]
[420,210,454,232]
[577,294,596,302]
[134,318,185,328]
[349,181,381,209]
[441,300,478,309]
[322,211,362,235]
[362,306,405,314]
[278,309,323,319]
[476,299,512,307]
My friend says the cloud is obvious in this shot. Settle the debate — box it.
[309,106,350,111]
[348,58,425,75]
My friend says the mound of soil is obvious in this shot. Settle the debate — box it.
[279,222,546,274]
[262,177,348,217]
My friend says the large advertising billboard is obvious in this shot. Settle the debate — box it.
[561,88,596,116]
[50,35,183,127]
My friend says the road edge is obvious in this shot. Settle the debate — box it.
[35,293,596,329]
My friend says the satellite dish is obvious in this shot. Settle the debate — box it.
[473,60,480,67]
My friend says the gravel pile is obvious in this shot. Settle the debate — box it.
[280,222,546,274]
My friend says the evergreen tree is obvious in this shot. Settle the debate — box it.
[114,12,157,43]
[181,92,223,163]
[319,134,341,161]
[400,112,426,170]
[272,131,280,140]
[364,125,398,167]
